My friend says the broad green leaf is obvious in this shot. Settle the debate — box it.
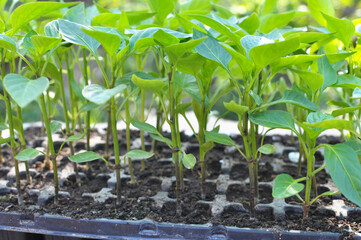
[317,54,337,92]
[180,0,212,15]
[44,20,60,38]
[220,43,253,74]
[0,18,4,33]
[304,118,354,132]
[243,36,300,70]
[131,75,167,95]
[332,106,361,117]
[50,121,62,134]
[126,11,156,25]
[129,27,190,53]
[15,148,41,161]
[292,69,324,94]
[272,174,304,198]
[82,28,122,56]
[193,29,231,70]
[322,12,354,48]
[326,52,355,64]
[239,13,259,35]
[63,2,86,24]
[116,72,155,87]
[182,153,196,169]
[65,132,86,142]
[258,144,277,155]
[270,55,322,72]
[177,53,206,75]
[153,29,179,46]
[344,141,361,156]
[147,0,174,25]
[91,13,121,27]
[249,90,263,105]
[308,0,335,26]
[289,32,331,43]
[58,19,100,55]
[131,119,159,135]
[260,0,277,15]
[249,110,297,132]
[0,34,16,52]
[82,84,127,105]
[125,150,154,159]
[3,74,49,108]
[69,151,103,163]
[224,101,248,118]
[324,143,361,207]
[334,75,361,89]
[164,37,206,62]
[9,2,77,34]
[30,35,62,56]
[303,112,334,140]
[205,130,236,146]
[327,100,350,108]
[260,11,296,33]
[267,90,319,111]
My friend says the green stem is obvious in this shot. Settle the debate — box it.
[17,106,31,184]
[124,89,136,184]
[40,94,59,204]
[83,49,91,152]
[140,89,146,170]
[111,97,122,205]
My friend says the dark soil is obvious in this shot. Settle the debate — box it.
[0,127,359,239]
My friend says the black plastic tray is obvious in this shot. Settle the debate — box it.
[0,212,357,240]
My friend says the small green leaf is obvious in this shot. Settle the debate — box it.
[318,54,337,92]
[182,153,196,169]
[148,0,174,25]
[334,75,361,89]
[308,0,335,26]
[149,134,173,147]
[332,106,361,117]
[131,75,167,95]
[267,90,319,112]
[303,118,354,132]
[153,29,179,47]
[270,55,322,72]
[176,102,192,115]
[224,101,248,118]
[79,102,99,113]
[292,69,324,94]
[272,174,304,198]
[351,87,361,99]
[258,144,277,155]
[4,74,49,108]
[325,143,361,207]
[131,119,159,135]
[31,35,62,56]
[82,84,127,105]
[125,150,154,159]
[165,37,206,62]
[0,123,8,131]
[15,148,41,161]
[205,131,236,146]
[0,34,16,52]
[65,132,86,142]
[321,12,354,47]
[69,151,103,163]
[249,90,263,105]
[200,140,214,153]
[82,28,122,56]
[50,121,62,134]
[259,11,296,33]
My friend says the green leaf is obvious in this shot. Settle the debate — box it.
[292,69,324,94]
[224,101,248,118]
[82,28,122,56]
[9,2,77,34]
[239,13,259,35]
[180,0,212,15]
[200,140,214,153]
[63,2,86,24]
[3,74,49,108]
[272,174,304,198]
[344,141,361,156]
[304,118,354,132]
[0,137,13,144]
[220,43,253,75]
[318,54,337,92]
[182,153,196,169]
[334,75,361,89]
[149,133,173,147]
[30,35,62,56]
[242,36,300,70]
[79,102,99,113]
[260,11,296,33]
[193,29,231,70]
[153,29,179,46]
[176,102,192,115]
[260,0,277,15]
[82,84,127,105]
[65,132,86,142]
[308,0,335,26]
[69,151,103,163]
[322,12,354,47]
[248,90,263,105]
[332,106,361,117]
[0,123,8,131]
[0,34,16,52]
[270,90,319,111]
[352,87,361,99]
[249,110,297,132]
[324,143,361,207]
[131,74,167,95]
[164,37,206,62]
[125,150,154,159]
[50,120,62,134]
[148,0,174,25]
[131,119,159,135]
[58,19,100,55]
[303,112,334,140]
[270,55,322,72]
[205,130,236,146]
[15,148,41,161]
[258,144,277,155]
